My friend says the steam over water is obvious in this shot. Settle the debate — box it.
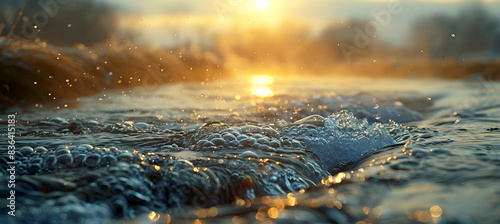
[1,76,500,223]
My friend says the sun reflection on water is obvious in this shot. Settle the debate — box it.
[251,75,274,98]
[148,211,160,222]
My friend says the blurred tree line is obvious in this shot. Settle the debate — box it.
[1,0,498,63]
[0,0,117,46]
[410,2,500,60]
[318,2,500,62]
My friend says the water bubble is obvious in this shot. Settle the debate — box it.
[101,155,117,166]
[43,155,57,169]
[85,154,101,168]
[57,154,74,167]
[211,138,226,146]
[19,146,34,157]
[77,144,94,151]
[134,122,150,130]
[222,133,237,141]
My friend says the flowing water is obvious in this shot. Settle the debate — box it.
[1,75,499,223]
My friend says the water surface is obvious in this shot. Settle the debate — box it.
[1,76,499,223]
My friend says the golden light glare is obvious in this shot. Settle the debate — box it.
[251,75,274,85]
[251,75,274,97]
[252,87,274,98]
[430,205,443,217]
[267,207,279,219]
[256,0,269,10]
[148,211,160,222]
[335,172,346,183]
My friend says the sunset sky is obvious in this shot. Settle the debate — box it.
[104,0,500,47]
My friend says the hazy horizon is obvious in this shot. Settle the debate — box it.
[105,0,500,47]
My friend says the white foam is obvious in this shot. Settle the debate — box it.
[305,110,395,172]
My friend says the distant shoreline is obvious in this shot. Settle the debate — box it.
[1,37,499,109]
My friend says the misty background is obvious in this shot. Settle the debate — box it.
[1,0,500,105]
[1,0,500,71]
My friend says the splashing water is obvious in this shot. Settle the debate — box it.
[302,111,396,172]
[1,76,500,223]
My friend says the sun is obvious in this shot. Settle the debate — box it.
[256,0,269,10]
